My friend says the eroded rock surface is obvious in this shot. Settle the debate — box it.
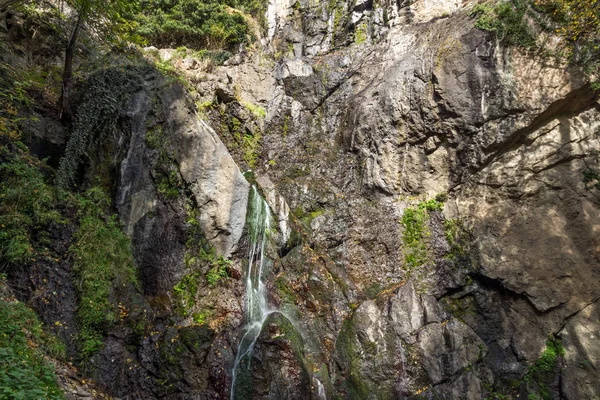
[5,0,599,399]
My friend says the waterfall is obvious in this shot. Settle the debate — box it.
[316,378,326,400]
[230,186,272,400]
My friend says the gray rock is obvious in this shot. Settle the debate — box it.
[161,83,250,257]
[560,299,600,400]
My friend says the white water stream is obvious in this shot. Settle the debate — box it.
[230,186,273,400]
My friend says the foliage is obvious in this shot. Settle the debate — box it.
[524,337,565,381]
[206,256,230,286]
[134,0,253,50]
[56,66,149,188]
[156,169,182,199]
[583,169,600,190]
[0,61,34,145]
[0,57,62,113]
[0,294,65,399]
[535,0,600,84]
[219,110,262,169]
[0,156,66,266]
[70,188,139,358]
[242,128,261,169]
[472,0,600,86]
[534,0,600,42]
[355,23,367,45]
[243,101,266,119]
[444,218,467,260]
[401,199,443,272]
[192,310,212,325]
[173,271,202,313]
[471,0,537,48]
[174,207,231,315]
[0,141,141,359]
[65,0,139,44]
[196,50,233,66]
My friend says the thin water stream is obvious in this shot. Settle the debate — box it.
[230,186,272,400]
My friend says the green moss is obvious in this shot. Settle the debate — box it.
[242,129,261,169]
[243,101,266,119]
[192,309,213,325]
[145,125,164,150]
[175,207,231,315]
[364,283,383,299]
[335,317,371,399]
[285,165,311,180]
[282,115,290,137]
[443,218,467,260]
[275,278,297,304]
[220,111,262,169]
[156,168,182,199]
[332,8,343,45]
[441,295,477,322]
[524,338,565,382]
[196,98,216,117]
[355,23,367,45]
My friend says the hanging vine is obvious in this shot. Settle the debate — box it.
[56,65,152,188]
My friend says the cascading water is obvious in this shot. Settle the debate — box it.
[230,186,272,400]
[316,379,326,400]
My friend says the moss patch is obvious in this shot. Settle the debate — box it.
[401,198,443,274]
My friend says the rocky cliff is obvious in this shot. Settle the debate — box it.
[0,0,599,399]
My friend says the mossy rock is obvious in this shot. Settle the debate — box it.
[232,312,311,399]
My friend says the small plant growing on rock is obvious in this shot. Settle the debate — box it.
[206,256,230,286]
[401,198,443,273]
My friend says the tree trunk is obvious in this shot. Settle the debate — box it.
[59,12,83,122]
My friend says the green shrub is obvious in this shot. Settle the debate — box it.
[135,0,251,50]
[471,0,600,86]
[0,297,65,399]
[173,271,202,314]
[401,199,443,272]
[156,169,182,199]
[206,256,230,286]
[444,218,466,259]
[192,310,212,325]
[174,209,231,315]
[70,189,139,358]
[242,129,261,169]
[0,158,65,266]
[471,0,537,48]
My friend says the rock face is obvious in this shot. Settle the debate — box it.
[3,0,599,399]
[180,0,598,399]
[116,80,250,295]
[101,0,599,397]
